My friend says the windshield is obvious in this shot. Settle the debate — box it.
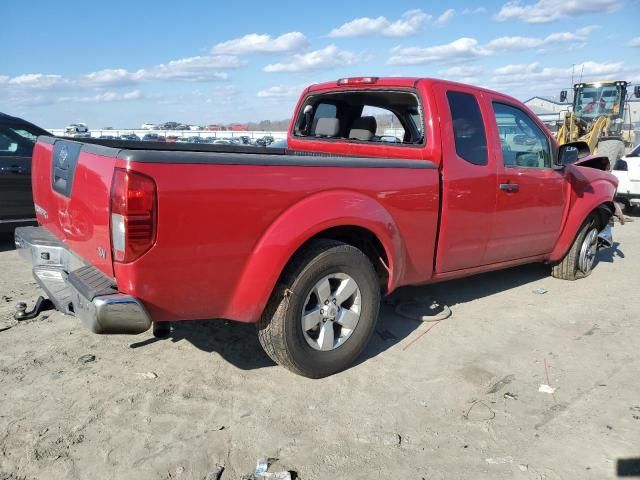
[575,84,622,119]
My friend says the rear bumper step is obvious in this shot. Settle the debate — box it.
[14,226,151,334]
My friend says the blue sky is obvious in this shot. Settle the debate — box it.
[1,0,639,128]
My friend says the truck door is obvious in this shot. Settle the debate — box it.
[434,87,499,272]
[482,100,566,263]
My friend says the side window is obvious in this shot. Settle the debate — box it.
[492,102,551,169]
[447,91,488,166]
[0,126,38,156]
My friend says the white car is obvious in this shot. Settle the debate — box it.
[64,123,88,134]
[141,123,157,130]
[612,144,640,214]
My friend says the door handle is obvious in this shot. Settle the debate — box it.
[499,183,519,192]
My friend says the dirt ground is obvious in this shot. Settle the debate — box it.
[1,215,639,480]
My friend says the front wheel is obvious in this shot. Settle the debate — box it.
[551,215,599,280]
[257,239,380,378]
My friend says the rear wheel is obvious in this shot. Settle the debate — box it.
[597,139,625,164]
[551,215,599,280]
[257,239,380,378]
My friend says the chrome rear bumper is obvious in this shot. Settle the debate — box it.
[14,226,151,334]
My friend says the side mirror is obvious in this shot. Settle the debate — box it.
[634,85,640,98]
[560,90,567,103]
[557,141,590,166]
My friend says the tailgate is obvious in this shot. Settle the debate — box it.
[32,137,116,277]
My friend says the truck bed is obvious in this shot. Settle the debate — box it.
[31,136,440,322]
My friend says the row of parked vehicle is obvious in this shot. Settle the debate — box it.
[93,133,280,146]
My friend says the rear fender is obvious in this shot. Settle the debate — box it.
[224,190,403,322]
[550,165,618,262]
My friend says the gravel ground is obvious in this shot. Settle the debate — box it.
[0,214,639,480]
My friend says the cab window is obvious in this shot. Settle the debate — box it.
[446,91,487,166]
[294,90,424,146]
[492,102,552,169]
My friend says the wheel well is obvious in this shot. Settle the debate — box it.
[594,202,615,229]
[299,226,390,293]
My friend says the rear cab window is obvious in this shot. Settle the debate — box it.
[293,89,425,147]
[446,91,488,166]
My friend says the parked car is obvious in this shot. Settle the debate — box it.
[267,138,287,148]
[141,123,157,130]
[16,77,620,378]
[612,143,640,213]
[119,134,140,141]
[142,134,160,141]
[0,113,51,232]
[64,123,88,135]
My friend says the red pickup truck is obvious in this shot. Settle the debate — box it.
[16,77,619,378]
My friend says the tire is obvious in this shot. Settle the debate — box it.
[551,215,599,281]
[597,139,625,164]
[257,239,380,378]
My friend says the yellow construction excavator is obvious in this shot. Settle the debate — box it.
[557,81,639,162]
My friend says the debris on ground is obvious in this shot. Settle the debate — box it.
[503,392,518,400]
[487,374,514,393]
[395,296,452,322]
[242,458,293,479]
[532,287,548,294]
[463,401,495,421]
[137,371,158,379]
[77,354,96,364]
[538,384,556,394]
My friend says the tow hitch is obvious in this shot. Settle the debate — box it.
[14,296,55,321]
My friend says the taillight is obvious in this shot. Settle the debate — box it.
[110,168,156,263]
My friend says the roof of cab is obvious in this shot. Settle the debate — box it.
[306,77,521,101]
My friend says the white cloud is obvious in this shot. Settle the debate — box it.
[486,31,584,51]
[388,38,491,65]
[492,61,624,85]
[264,45,360,73]
[329,9,429,38]
[58,90,142,104]
[389,27,596,66]
[257,85,302,97]
[212,32,309,55]
[496,0,621,23]
[576,25,600,36]
[462,7,486,14]
[439,65,483,77]
[628,37,640,48]
[84,55,243,86]
[434,9,455,26]
[7,74,68,90]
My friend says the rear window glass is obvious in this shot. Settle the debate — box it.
[446,91,487,166]
[294,90,424,146]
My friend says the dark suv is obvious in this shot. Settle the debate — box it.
[0,113,51,232]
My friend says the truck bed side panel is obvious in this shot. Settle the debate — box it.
[112,161,439,322]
